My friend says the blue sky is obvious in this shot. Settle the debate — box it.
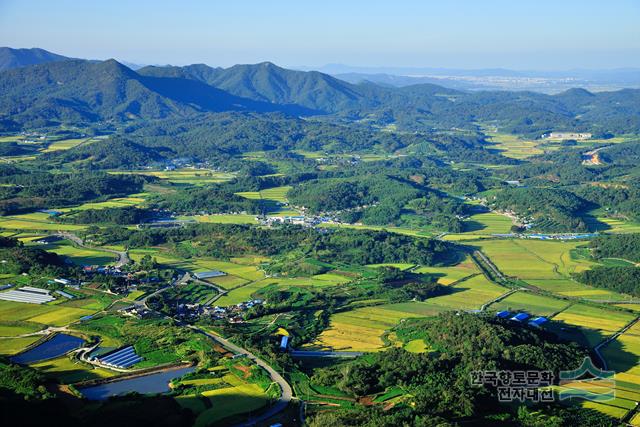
[0,0,638,69]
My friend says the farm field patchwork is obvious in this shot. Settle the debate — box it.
[475,239,599,281]
[550,304,636,348]
[307,303,447,352]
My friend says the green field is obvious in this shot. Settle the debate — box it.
[424,274,506,310]
[110,169,235,185]
[45,239,117,266]
[29,356,116,383]
[489,291,570,316]
[40,138,88,152]
[0,336,42,355]
[456,212,514,237]
[414,256,479,285]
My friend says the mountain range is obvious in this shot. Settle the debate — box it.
[0,47,639,136]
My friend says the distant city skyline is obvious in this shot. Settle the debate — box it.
[0,0,638,70]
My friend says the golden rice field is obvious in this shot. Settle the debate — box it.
[173,369,270,426]
[0,300,97,327]
[551,304,635,348]
[476,239,598,280]
[40,138,88,152]
[485,132,545,159]
[307,303,448,352]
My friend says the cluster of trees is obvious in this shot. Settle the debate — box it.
[0,165,148,214]
[288,174,468,229]
[309,312,600,426]
[59,206,154,225]
[149,186,263,215]
[0,236,67,276]
[587,233,640,262]
[490,187,590,232]
[92,223,452,267]
[574,266,640,297]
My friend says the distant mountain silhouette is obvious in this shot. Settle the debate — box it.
[0,47,72,71]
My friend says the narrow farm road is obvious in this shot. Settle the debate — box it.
[188,326,293,427]
[54,232,130,267]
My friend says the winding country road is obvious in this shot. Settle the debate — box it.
[53,233,293,424]
[188,326,293,427]
[55,232,130,267]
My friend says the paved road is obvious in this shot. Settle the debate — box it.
[55,232,130,267]
[189,326,293,427]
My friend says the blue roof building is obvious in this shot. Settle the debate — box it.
[510,312,530,322]
[496,310,511,318]
[528,317,549,327]
[279,335,289,350]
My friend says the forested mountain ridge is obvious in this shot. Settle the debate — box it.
[0,59,315,129]
[0,47,72,71]
[2,54,639,135]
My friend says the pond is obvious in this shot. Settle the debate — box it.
[79,366,195,400]
[11,333,85,364]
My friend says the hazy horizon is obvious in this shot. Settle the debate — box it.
[1,0,639,71]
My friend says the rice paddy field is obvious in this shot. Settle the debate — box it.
[110,169,235,185]
[596,217,640,234]
[173,367,270,426]
[45,239,117,266]
[40,138,89,152]
[556,321,640,421]
[29,356,116,383]
[475,239,597,280]
[485,132,544,159]
[550,304,636,348]
[0,321,43,337]
[0,336,42,355]
[0,212,87,232]
[183,214,258,224]
[423,274,506,310]
[307,302,449,352]
[0,299,100,330]
[475,239,632,301]
[489,291,570,316]
[443,212,513,240]
[413,256,479,285]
